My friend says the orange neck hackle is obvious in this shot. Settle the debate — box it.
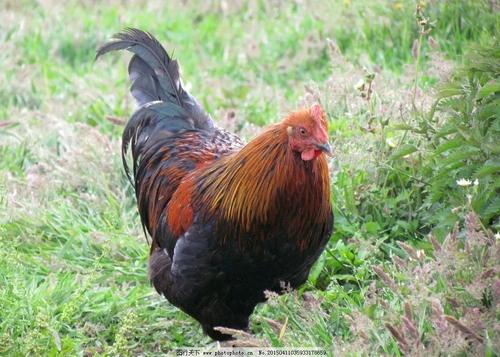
[196,107,331,233]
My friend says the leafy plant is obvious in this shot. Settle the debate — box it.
[398,40,500,235]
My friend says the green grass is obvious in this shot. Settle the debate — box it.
[1,0,498,355]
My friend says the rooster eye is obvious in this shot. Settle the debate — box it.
[299,127,307,136]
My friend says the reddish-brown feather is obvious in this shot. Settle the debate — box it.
[167,174,195,237]
[166,159,216,237]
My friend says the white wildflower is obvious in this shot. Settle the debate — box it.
[386,137,397,148]
[474,179,479,186]
[456,178,472,187]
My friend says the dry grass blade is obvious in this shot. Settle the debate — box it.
[278,316,288,341]
[213,327,254,339]
[402,317,419,341]
[403,302,412,321]
[326,37,340,55]
[397,241,419,261]
[261,317,283,333]
[444,315,484,343]
[393,255,407,271]
[412,39,420,59]
[105,115,126,125]
[429,299,448,333]
[429,234,441,252]
[402,302,420,345]
[385,322,408,351]
[373,265,398,292]
[214,327,266,347]
[0,120,17,128]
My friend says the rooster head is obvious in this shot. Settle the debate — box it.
[284,103,332,161]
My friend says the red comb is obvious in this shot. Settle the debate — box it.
[310,103,323,121]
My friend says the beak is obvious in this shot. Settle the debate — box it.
[315,142,333,157]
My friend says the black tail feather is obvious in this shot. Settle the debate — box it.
[96,28,180,106]
[96,28,213,130]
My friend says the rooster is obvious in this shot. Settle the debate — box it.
[97,29,333,341]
